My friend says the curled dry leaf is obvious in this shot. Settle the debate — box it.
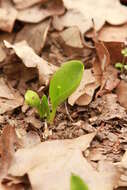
[0,126,19,181]
[0,0,17,32]
[4,40,58,85]
[116,80,127,109]
[53,0,127,34]
[15,19,51,54]
[17,0,65,23]
[68,69,99,106]
[13,0,47,9]
[94,40,120,96]
[0,77,23,114]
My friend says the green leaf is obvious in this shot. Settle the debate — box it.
[70,174,89,190]
[25,90,40,109]
[49,60,84,121]
[121,48,127,57]
[115,62,124,70]
[40,95,50,119]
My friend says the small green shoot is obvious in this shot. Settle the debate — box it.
[25,60,84,123]
[70,174,89,190]
[115,47,127,72]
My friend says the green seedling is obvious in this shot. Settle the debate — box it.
[70,174,89,190]
[25,60,84,123]
[115,47,127,71]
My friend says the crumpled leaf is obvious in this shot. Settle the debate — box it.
[15,19,51,54]
[0,126,19,181]
[0,77,23,114]
[116,80,127,109]
[7,132,121,190]
[4,40,57,85]
[94,40,120,96]
[0,0,17,32]
[53,0,127,34]
[17,0,64,23]
[91,93,127,121]
[68,69,99,106]
[13,0,47,9]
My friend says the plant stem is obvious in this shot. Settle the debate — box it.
[48,108,56,123]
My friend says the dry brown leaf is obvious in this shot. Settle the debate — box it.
[0,77,23,114]
[60,27,84,48]
[7,132,120,190]
[91,93,127,121]
[53,0,127,34]
[15,19,51,54]
[0,126,19,181]
[17,0,64,23]
[94,40,120,96]
[116,80,127,109]
[0,0,17,32]
[68,69,99,106]
[4,40,57,85]
[13,0,47,9]
[87,24,127,42]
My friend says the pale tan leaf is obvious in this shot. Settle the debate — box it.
[0,78,23,114]
[4,40,57,85]
[8,132,120,190]
[68,69,99,106]
[17,0,64,23]
[53,0,127,34]
[0,0,17,32]
[15,19,51,53]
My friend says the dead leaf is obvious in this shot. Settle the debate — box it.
[13,0,47,9]
[87,24,127,42]
[116,80,127,109]
[0,0,17,32]
[53,0,127,34]
[91,93,127,121]
[17,0,64,23]
[0,126,19,181]
[4,40,57,85]
[25,116,42,129]
[7,132,120,190]
[68,69,99,106]
[94,40,120,96]
[15,19,51,54]
[60,27,84,48]
[0,77,23,114]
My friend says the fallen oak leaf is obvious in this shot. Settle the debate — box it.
[4,40,58,85]
[17,0,65,23]
[68,69,99,106]
[8,132,120,190]
[0,77,23,114]
[53,0,127,34]
[15,19,51,54]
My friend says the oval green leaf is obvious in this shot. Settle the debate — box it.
[49,60,84,110]
[70,174,89,190]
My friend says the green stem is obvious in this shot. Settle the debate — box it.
[48,108,56,123]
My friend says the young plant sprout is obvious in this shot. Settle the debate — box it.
[25,60,84,123]
[115,47,127,72]
[70,174,89,190]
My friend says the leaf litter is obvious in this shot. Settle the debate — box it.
[1,0,127,190]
